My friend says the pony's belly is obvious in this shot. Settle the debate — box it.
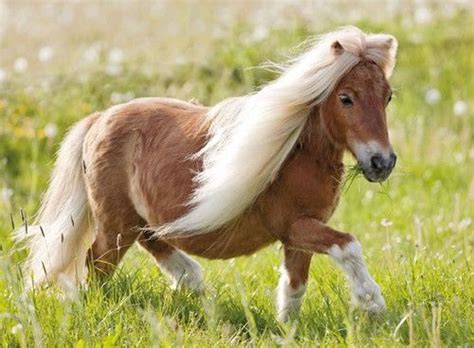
[168,226,276,259]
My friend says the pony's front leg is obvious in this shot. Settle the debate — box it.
[277,247,312,322]
[286,218,385,313]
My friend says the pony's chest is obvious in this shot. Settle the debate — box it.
[267,155,344,223]
[293,169,342,221]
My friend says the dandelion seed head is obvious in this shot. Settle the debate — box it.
[458,218,472,231]
[44,123,58,138]
[38,46,54,62]
[364,190,374,200]
[14,57,28,73]
[250,25,269,42]
[108,48,124,64]
[1,187,13,202]
[83,45,100,63]
[415,7,432,24]
[425,88,441,105]
[0,68,7,82]
[11,323,23,335]
[453,100,468,116]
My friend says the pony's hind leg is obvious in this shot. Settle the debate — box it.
[87,200,145,279]
[88,221,141,279]
[138,231,203,291]
[84,168,145,278]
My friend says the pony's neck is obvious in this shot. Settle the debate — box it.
[300,107,344,171]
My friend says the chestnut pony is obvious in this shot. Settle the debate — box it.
[17,27,398,321]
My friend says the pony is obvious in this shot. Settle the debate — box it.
[16,26,398,322]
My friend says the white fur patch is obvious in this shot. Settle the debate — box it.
[276,266,307,322]
[156,250,203,292]
[329,241,385,313]
[351,140,392,164]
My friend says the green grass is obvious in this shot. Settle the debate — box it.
[1,4,473,347]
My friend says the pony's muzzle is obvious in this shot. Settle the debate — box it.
[361,152,396,182]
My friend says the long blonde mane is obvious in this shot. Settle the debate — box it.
[155,26,398,237]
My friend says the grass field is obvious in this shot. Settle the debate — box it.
[0,2,473,347]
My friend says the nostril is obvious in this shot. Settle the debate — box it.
[370,155,384,171]
[390,153,397,168]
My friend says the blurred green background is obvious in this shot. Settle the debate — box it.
[0,1,473,346]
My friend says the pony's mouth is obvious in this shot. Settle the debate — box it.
[359,164,393,182]
[358,152,397,183]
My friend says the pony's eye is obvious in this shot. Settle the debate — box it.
[338,94,353,108]
[387,92,393,105]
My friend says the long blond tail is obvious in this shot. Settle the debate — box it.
[15,116,96,289]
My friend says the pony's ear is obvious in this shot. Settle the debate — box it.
[366,34,398,78]
[379,34,398,53]
[331,41,345,55]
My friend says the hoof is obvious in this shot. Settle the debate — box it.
[352,280,386,314]
[172,272,204,293]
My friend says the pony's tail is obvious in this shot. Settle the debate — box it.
[15,115,98,289]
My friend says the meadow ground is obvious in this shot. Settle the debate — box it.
[0,2,473,347]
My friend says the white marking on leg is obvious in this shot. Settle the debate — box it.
[276,266,307,322]
[329,241,385,313]
[157,250,203,292]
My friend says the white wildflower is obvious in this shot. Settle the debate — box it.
[458,217,472,231]
[453,100,468,116]
[38,46,54,62]
[11,323,23,335]
[108,48,124,64]
[106,48,124,76]
[251,25,269,42]
[83,45,100,63]
[44,123,58,138]
[381,218,393,227]
[1,187,13,202]
[14,57,28,73]
[364,190,374,200]
[415,7,432,24]
[414,215,423,227]
[0,68,6,82]
[425,88,441,105]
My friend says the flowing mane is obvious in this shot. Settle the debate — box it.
[154,26,398,237]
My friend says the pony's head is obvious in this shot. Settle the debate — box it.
[320,33,398,182]
[321,59,396,182]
